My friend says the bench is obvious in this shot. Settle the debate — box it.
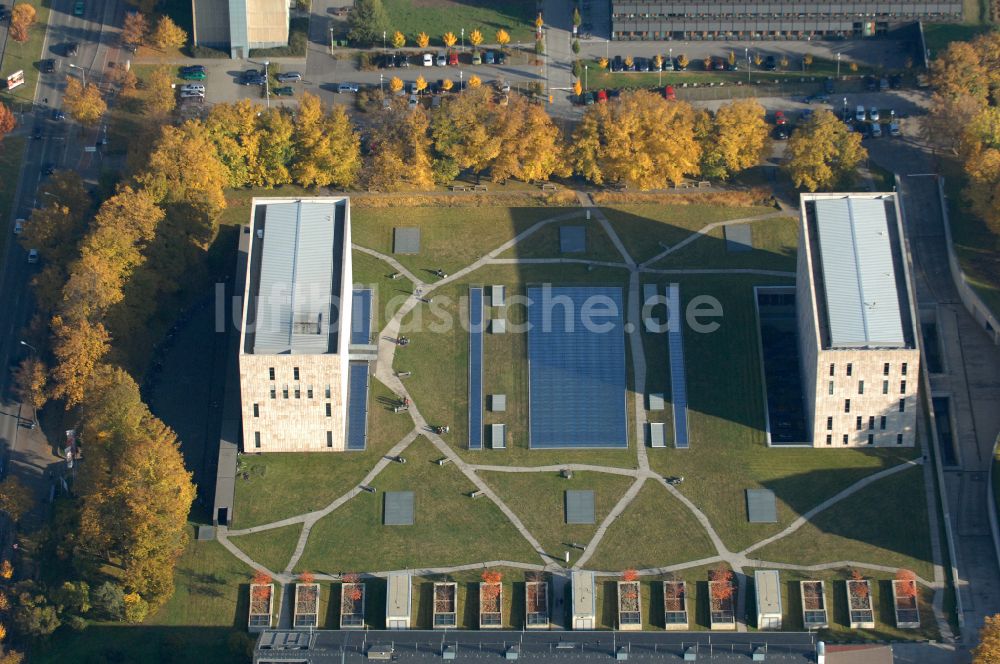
[450,185,468,192]
[540,183,558,191]
[698,180,711,188]
[472,184,488,192]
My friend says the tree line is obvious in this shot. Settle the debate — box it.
[925,31,1000,235]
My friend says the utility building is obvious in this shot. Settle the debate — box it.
[192,0,289,58]
[796,193,919,448]
[239,198,353,453]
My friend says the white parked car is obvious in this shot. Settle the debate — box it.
[27,249,38,263]
[408,94,419,110]
[436,51,447,66]
[855,105,866,122]
[180,90,205,99]
[180,83,205,93]
[422,52,433,67]
[337,83,359,93]
[869,106,879,122]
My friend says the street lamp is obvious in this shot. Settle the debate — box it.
[383,30,386,54]
[460,70,464,91]
[584,64,588,91]
[745,47,750,84]
[264,60,270,108]
[19,340,37,353]
[461,28,464,52]
[843,97,848,122]
[68,63,86,87]
[836,52,841,79]
[380,73,384,94]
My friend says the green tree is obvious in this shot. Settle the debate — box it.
[347,0,389,47]
[572,6,582,27]
[150,15,187,49]
[786,108,866,191]
[11,584,60,638]
[91,582,125,621]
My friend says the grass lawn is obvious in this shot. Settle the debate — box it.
[600,204,777,264]
[753,466,935,581]
[585,479,718,571]
[232,376,415,528]
[294,436,541,573]
[941,171,1000,322]
[478,470,636,566]
[382,0,536,46]
[229,523,303,574]
[642,275,918,553]
[923,22,993,55]
[352,248,413,335]
[351,206,578,277]
[649,216,799,272]
[0,0,51,112]
[496,216,625,263]
[394,261,638,467]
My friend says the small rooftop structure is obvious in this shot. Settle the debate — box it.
[724,223,753,252]
[491,285,506,307]
[649,422,666,448]
[393,227,420,254]
[571,571,596,630]
[490,423,507,449]
[565,490,595,525]
[648,393,665,411]
[492,318,506,334]
[560,226,586,253]
[384,491,415,526]
[754,570,782,630]
[491,394,507,412]
[746,488,778,523]
[385,572,412,630]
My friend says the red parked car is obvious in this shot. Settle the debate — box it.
[596,89,608,102]
[775,111,787,125]
[663,85,676,100]
[448,51,458,66]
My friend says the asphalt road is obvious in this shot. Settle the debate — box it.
[0,0,124,533]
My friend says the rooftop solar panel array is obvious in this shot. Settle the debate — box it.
[468,288,484,450]
[666,285,690,449]
[346,363,369,450]
[351,289,373,345]
[527,286,628,449]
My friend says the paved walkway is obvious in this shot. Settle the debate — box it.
[216,194,952,640]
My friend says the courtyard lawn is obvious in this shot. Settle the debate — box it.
[229,523,303,574]
[381,0,537,46]
[600,204,777,265]
[648,216,799,272]
[478,470,636,567]
[496,216,625,263]
[232,376,415,529]
[754,466,935,581]
[642,274,919,554]
[293,436,541,573]
[393,261,638,468]
[351,206,577,277]
[585,480,718,571]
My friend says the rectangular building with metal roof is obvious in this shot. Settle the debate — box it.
[796,193,920,448]
[238,198,354,452]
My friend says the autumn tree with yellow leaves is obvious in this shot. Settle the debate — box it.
[416,32,430,48]
[392,30,405,48]
[290,93,361,189]
[150,15,186,49]
[696,99,770,180]
[62,77,106,126]
[974,614,1000,663]
[785,108,866,191]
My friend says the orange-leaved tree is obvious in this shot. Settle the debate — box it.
[481,569,503,601]
[850,569,870,599]
[895,569,917,597]
[974,614,1000,664]
[443,32,457,48]
[343,573,362,601]
[299,571,315,584]
[622,569,639,583]
[9,4,36,42]
[496,29,510,50]
[709,565,734,602]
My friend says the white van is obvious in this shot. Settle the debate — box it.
[855,105,866,122]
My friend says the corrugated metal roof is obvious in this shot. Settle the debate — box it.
[254,201,339,354]
[814,197,904,348]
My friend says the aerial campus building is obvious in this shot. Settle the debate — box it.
[191,0,289,58]
[795,193,920,448]
[238,197,371,453]
[610,1,962,41]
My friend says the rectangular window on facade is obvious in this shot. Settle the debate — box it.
[307,386,313,399]
[828,381,834,395]
[844,399,851,413]
[826,416,833,430]
[842,434,849,445]
[826,435,832,445]
[901,362,908,376]
[881,416,887,430]
[846,363,853,376]
[269,367,275,381]
[856,416,862,430]
[900,380,906,394]
[327,431,333,448]
[294,367,300,381]
[868,416,875,430]
[253,403,259,418]
[858,380,864,395]
[883,362,890,376]
[294,386,301,399]
[325,385,331,399]
[897,433,903,445]
[899,399,905,413]
[326,403,332,417]
[270,387,276,399]
[282,385,289,399]
[883,380,889,394]
[868,434,874,445]
[830,363,835,376]
[254,431,261,448]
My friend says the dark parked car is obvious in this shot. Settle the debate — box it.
[774,125,789,140]
[40,58,55,73]
[66,42,80,57]
[181,64,205,73]
[611,55,623,72]
[889,73,902,89]
[42,163,56,175]
[32,126,42,140]
[240,70,265,85]
[495,51,506,65]
[271,86,294,96]
[379,53,395,68]
[763,55,776,71]
[394,52,409,67]
[824,77,835,93]
[865,75,877,91]
[636,57,650,72]
[484,51,495,65]
[51,108,65,120]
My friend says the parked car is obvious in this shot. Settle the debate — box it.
[181,64,205,73]
[240,70,265,85]
[448,51,458,66]
[51,108,65,120]
[472,51,482,65]
[774,125,789,140]
[180,83,205,93]
[803,94,828,104]
[800,108,814,123]
[583,91,594,105]
[495,51,506,65]
[66,42,80,57]
[636,57,650,72]
[774,111,787,125]
[337,82,359,93]
[73,0,84,16]
[660,56,674,71]
[712,57,726,71]
[431,94,442,109]
[496,80,510,93]
[422,52,433,67]
[27,249,38,264]
[889,121,901,137]
[879,77,889,91]
[271,86,294,96]
[611,55,623,72]
[180,69,206,80]
[869,106,879,121]
[865,75,877,91]
[408,94,419,110]
[379,53,395,68]
[394,52,409,67]
[824,78,835,93]
[596,89,607,102]
[870,121,882,138]
[763,55,776,70]
[484,51,496,65]
[856,105,866,122]
[663,85,675,100]
[889,73,902,89]
[42,163,55,175]
[673,56,686,71]
[40,59,55,73]
[276,71,302,82]
[13,219,24,235]
[436,51,447,66]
